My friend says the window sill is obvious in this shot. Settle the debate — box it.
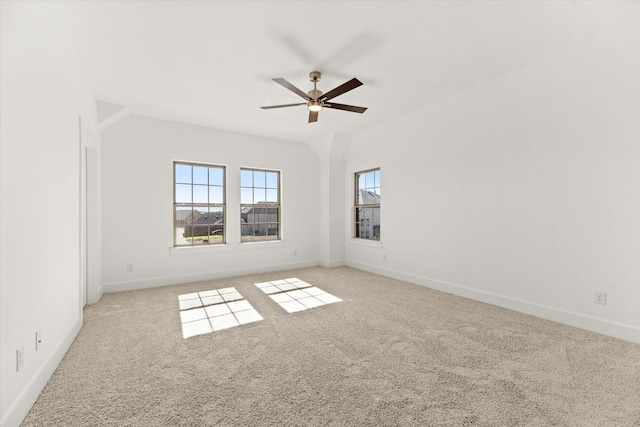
[349,238,382,248]
[238,240,285,250]
[170,244,232,256]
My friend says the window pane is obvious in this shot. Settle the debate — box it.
[193,185,208,203]
[208,207,224,241]
[242,208,255,224]
[193,166,208,185]
[241,188,253,204]
[175,207,192,246]
[192,234,208,245]
[361,189,377,204]
[176,184,192,203]
[209,167,223,186]
[175,164,192,184]
[254,171,266,187]
[184,223,196,238]
[254,188,266,203]
[374,170,380,188]
[355,207,369,239]
[256,207,268,223]
[241,224,253,236]
[365,171,374,189]
[358,173,365,190]
[254,224,267,237]
[266,172,278,189]
[209,186,223,204]
[266,189,278,203]
[267,207,279,221]
[240,169,253,187]
[208,208,223,224]
[176,207,192,226]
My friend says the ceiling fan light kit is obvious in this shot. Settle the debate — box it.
[261,71,367,123]
[308,100,323,112]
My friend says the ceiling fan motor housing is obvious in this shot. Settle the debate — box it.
[308,71,323,99]
[308,88,323,99]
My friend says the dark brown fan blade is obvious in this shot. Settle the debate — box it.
[260,102,306,110]
[308,110,319,123]
[324,102,367,114]
[319,78,363,101]
[272,78,310,100]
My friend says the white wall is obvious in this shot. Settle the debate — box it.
[345,12,640,343]
[101,116,321,292]
[310,133,349,267]
[0,3,98,426]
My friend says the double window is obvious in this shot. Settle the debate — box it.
[173,163,281,246]
[241,168,281,242]
[174,162,225,246]
[354,168,380,241]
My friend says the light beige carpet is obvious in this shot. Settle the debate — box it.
[22,267,640,426]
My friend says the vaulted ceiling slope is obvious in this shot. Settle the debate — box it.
[61,1,638,142]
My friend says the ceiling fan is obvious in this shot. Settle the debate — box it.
[261,71,367,123]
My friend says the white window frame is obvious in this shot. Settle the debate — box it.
[240,167,281,243]
[173,161,226,247]
[354,168,380,241]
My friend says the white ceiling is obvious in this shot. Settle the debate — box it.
[69,1,625,143]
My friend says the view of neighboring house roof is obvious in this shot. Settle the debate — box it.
[359,189,380,204]
[189,213,223,225]
[175,210,203,221]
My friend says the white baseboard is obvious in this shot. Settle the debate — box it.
[320,259,345,268]
[1,315,83,427]
[346,260,640,345]
[104,260,321,293]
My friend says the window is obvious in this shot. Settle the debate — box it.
[240,168,280,242]
[174,162,225,246]
[354,168,380,240]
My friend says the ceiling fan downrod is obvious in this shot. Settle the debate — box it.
[307,71,323,101]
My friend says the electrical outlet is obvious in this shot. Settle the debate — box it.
[16,347,24,371]
[594,291,607,305]
[36,329,42,351]
[127,264,134,273]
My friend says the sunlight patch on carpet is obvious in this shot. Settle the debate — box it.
[255,278,342,313]
[178,287,263,338]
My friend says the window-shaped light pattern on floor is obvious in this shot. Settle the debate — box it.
[255,278,342,313]
[178,287,263,338]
